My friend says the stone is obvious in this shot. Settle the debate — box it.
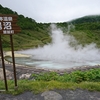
[19,73,31,79]
[41,91,63,100]
[0,68,13,80]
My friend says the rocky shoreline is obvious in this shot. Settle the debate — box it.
[0,51,100,80]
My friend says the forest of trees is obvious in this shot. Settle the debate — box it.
[70,16,100,30]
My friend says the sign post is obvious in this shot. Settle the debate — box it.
[0,14,21,91]
[0,35,8,91]
[10,35,17,87]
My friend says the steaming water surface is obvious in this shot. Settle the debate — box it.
[16,24,100,70]
[7,57,100,69]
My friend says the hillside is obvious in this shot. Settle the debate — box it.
[0,4,51,50]
[71,15,100,24]
[71,15,100,47]
[57,15,100,48]
[0,4,100,50]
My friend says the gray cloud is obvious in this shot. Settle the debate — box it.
[0,0,100,23]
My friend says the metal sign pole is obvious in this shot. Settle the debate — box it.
[10,35,17,88]
[0,35,8,91]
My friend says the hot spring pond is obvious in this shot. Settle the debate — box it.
[5,57,100,70]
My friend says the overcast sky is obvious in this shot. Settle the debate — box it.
[0,0,100,23]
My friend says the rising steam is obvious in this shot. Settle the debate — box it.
[19,24,100,67]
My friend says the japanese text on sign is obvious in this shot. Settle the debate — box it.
[0,16,14,34]
[0,15,21,35]
[3,22,12,29]
[0,17,12,21]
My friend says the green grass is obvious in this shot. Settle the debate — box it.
[0,80,100,95]
[0,68,100,95]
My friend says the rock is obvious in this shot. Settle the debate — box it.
[41,91,63,100]
[19,73,31,79]
[0,68,13,80]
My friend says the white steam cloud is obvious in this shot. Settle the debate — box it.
[18,24,100,68]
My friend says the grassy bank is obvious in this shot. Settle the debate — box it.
[0,68,100,95]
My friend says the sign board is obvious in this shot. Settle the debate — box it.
[0,14,21,91]
[0,14,21,35]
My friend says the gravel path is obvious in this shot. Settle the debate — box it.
[0,89,100,100]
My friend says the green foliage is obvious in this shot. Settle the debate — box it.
[69,15,100,31]
[31,68,100,83]
[31,72,59,81]
[74,23,100,30]
[71,15,100,24]
[0,5,17,14]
